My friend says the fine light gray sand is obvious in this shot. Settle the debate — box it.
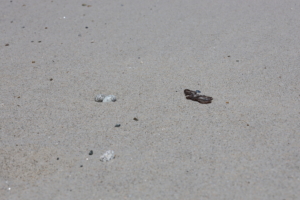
[1,0,300,199]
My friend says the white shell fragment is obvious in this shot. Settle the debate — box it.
[100,150,115,162]
[103,95,116,102]
[95,94,106,102]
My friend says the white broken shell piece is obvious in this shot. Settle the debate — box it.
[95,94,106,102]
[103,95,116,102]
[100,150,115,162]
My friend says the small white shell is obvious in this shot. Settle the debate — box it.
[103,95,116,102]
[95,94,106,102]
[100,150,115,162]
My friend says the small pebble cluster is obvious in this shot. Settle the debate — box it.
[95,94,116,102]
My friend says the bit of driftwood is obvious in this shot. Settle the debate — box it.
[184,89,213,104]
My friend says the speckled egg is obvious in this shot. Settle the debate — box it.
[103,95,116,102]
[95,94,106,102]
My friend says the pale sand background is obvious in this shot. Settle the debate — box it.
[1,0,300,199]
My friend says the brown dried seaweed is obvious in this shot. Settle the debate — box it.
[184,89,213,104]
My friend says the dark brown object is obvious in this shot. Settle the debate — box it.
[184,89,213,104]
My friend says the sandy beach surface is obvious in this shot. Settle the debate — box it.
[1,0,299,199]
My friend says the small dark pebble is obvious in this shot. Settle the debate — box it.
[38,41,41,43]
[115,124,121,127]
[80,165,83,167]
[31,41,34,43]
[82,4,86,6]
[32,61,35,63]
[22,26,25,28]
[85,26,88,29]
[45,27,48,29]
[5,44,9,46]
[133,117,138,121]
[57,157,59,160]
[50,78,53,81]
[228,55,230,57]
[89,150,93,155]
[78,34,82,37]
[236,60,239,62]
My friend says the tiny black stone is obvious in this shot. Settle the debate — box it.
[38,41,41,43]
[133,117,138,121]
[80,165,83,167]
[236,60,239,62]
[57,157,59,160]
[85,26,88,29]
[115,124,121,127]
[89,150,93,155]
[50,78,53,81]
